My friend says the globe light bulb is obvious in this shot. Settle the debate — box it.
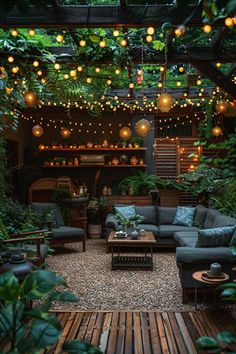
[147,27,155,35]
[146,35,153,43]
[28,29,36,36]
[113,29,119,37]
[86,77,92,83]
[107,80,112,85]
[77,66,83,72]
[120,38,127,46]
[33,61,39,67]
[174,25,186,37]
[8,56,14,63]
[56,34,64,42]
[11,29,18,37]
[79,39,86,47]
[203,24,212,33]
[54,63,61,70]
[225,17,233,27]
[99,39,106,48]
[70,70,76,77]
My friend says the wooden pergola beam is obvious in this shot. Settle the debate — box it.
[190,60,236,98]
[0,4,223,28]
[210,27,229,49]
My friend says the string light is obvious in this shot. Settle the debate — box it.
[56,34,64,42]
[99,39,106,48]
[174,25,186,37]
[79,39,86,47]
[146,35,153,43]
[203,24,212,33]
[11,29,18,37]
[147,27,155,35]
[120,38,127,46]
[113,29,119,37]
[8,56,14,63]
[54,63,61,70]
[33,61,39,67]
[225,17,233,27]
[28,29,36,36]
[77,66,83,72]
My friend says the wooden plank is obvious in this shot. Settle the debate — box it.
[66,312,85,340]
[167,312,188,354]
[84,312,98,343]
[161,312,178,354]
[125,311,133,354]
[140,312,152,354]
[107,312,119,354]
[175,313,198,354]
[91,312,105,348]
[99,312,113,354]
[77,312,92,340]
[133,312,144,354]
[115,312,126,354]
[148,312,161,354]
[54,312,76,354]
[156,312,170,354]
[181,312,201,344]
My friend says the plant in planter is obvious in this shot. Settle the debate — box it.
[87,197,108,238]
[115,213,145,234]
[120,172,157,195]
[0,269,102,353]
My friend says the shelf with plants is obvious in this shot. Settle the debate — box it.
[39,147,147,152]
[42,164,147,168]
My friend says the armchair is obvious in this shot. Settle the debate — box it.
[31,203,87,252]
[1,229,48,266]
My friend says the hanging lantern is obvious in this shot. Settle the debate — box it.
[24,91,38,107]
[212,126,222,137]
[224,101,236,117]
[136,69,144,84]
[61,128,71,138]
[135,119,151,137]
[215,100,228,113]
[32,125,43,137]
[157,92,174,112]
[119,126,132,140]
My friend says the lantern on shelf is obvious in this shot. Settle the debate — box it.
[135,119,151,137]
[157,92,174,112]
[119,126,132,140]
[136,69,144,84]
[61,128,71,138]
[23,91,38,107]
[215,100,228,113]
[32,125,43,137]
[212,126,222,137]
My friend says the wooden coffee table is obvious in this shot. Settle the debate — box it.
[107,231,156,270]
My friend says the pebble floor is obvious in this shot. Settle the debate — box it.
[47,239,196,311]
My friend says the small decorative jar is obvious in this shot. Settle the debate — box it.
[74,158,79,166]
[102,139,109,148]
[120,154,128,164]
[62,160,66,167]
[128,143,133,148]
[0,254,35,283]
[139,229,146,236]
[128,187,134,196]
[131,230,139,239]
[134,143,140,148]
[130,156,138,165]
[112,157,119,166]
[68,160,73,166]
[139,158,145,165]
[210,263,222,276]
[87,142,93,148]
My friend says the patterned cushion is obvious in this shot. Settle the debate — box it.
[173,206,196,227]
[196,225,236,248]
[114,205,136,219]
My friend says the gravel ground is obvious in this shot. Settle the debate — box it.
[47,239,196,311]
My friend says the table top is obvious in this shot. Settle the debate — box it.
[192,270,230,285]
[107,231,156,246]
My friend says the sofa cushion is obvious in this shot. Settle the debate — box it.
[204,209,221,229]
[229,229,236,247]
[195,225,236,248]
[134,224,159,237]
[52,226,84,240]
[176,247,233,264]
[134,206,157,225]
[174,231,198,243]
[157,207,177,225]
[159,225,198,238]
[31,202,65,226]
[114,205,136,219]
[173,206,196,227]
[213,214,236,228]
[177,235,198,247]
[194,205,208,227]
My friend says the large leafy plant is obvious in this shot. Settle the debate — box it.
[0,269,102,354]
[210,178,236,218]
[120,172,158,195]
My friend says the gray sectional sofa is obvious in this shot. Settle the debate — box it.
[105,205,236,302]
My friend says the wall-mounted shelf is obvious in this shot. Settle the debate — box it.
[39,148,147,152]
[42,165,147,168]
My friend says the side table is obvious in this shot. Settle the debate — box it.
[192,270,229,310]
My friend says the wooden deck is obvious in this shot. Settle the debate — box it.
[49,310,236,354]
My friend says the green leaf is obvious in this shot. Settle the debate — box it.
[196,336,219,349]
[48,291,79,303]
[0,271,20,301]
[89,35,100,43]
[217,332,236,344]
[31,319,61,350]
[22,269,67,300]
[26,309,61,330]
[62,340,103,354]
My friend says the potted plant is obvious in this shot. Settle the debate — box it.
[115,213,145,234]
[155,177,185,207]
[87,197,108,239]
[120,172,157,196]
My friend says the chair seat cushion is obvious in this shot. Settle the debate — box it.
[158,225,198,238]
[52,226,84,240]
[134,224,159,237]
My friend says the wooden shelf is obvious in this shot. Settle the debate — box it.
[42,164,146,168]
[39,147,146,152]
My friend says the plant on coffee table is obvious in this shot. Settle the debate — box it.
[115,214,144,234]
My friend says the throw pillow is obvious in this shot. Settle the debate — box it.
[196,225,236,248]
[114,205,136,219]
[173,206,196,227]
